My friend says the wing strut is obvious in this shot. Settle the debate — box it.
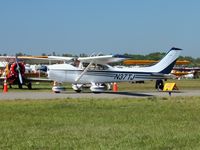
[75,61,93,82]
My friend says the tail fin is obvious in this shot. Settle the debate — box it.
[148,47,182,74]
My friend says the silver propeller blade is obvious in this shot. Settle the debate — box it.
[15,56,23,84]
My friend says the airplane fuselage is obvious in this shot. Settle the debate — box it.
[47,64,165,84]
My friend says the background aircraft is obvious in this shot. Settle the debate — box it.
[0,56,73,89]
[172,67,200,79]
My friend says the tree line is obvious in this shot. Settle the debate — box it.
[0,52,200,67]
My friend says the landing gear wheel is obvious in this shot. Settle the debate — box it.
[75,89,82,93]
[72,84,83,93]
[27,82,32,89]
[18,84,23,89]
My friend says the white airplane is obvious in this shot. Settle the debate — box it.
[184,72,194,79]
[47,47,182,93]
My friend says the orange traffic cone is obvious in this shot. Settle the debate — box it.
[113,82,118,92]
[3,79,8,93]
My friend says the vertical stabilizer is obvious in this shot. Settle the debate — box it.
[146,47,182,73]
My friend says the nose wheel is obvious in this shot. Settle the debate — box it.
[72,84,82,93]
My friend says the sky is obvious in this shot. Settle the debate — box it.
[0,0,200,57]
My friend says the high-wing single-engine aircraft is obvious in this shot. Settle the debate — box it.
[47,47,182,93]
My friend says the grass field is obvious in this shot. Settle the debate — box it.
[1,97,200,149]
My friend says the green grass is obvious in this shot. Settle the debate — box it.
[1,97,200,149]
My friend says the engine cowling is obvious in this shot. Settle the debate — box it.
[7,62,25,79]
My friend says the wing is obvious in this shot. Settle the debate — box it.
[78,54,129,64]
[47,56,74,61]
[0,76,52,82]
[74,55,129,83]
[0,56,16,63]
[18,56,74,64]
[25,77,53,82]
[0,56,74,64]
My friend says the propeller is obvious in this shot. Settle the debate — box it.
[15,56,23,85]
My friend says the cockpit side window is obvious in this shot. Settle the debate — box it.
[96,64,108,70]
[80,63,109,71]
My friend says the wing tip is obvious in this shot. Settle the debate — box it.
[170,47,182,51]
